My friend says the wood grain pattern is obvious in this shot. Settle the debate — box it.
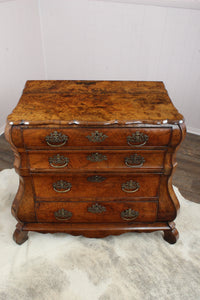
[35,200,158,223]
[0,132,198,204]
[28,149,165,172]
[22,126,171,149]
[32,173,160,200]
[4,80,186,245]
[23,80,168,94]
[7,80,184,126]
[22,222,171,239]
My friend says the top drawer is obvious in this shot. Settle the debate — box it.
[22,127,171,149]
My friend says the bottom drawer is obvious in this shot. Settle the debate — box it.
[35,201,158,223]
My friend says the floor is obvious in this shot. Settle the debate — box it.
[0,132,199,203]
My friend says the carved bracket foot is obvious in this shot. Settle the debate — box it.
[13,223,28,245]
[163,222,179,244]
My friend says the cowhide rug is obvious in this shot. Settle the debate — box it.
[0,169,199,300]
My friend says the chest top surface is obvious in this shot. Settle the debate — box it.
[7,80,184,126]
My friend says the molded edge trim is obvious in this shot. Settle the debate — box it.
[23,221,170,232]
[3,123,199,135]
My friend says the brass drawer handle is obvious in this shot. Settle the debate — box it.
[54,208,72,220]
[86,131,108,143]
[87,175,106,182]
[49,154,69,168]
[87,153,107,162]
[127,131,148,147]
[45,131,68,147]
[53,180,72,193]
[124,154,145,168]
[121,208,139,221]
[121,180,140,193]
[88,203,106,213]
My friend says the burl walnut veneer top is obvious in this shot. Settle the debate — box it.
[7,80,184,126]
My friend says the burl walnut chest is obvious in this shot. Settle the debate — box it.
[5,80,186,245]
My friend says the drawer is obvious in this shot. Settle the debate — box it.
[23,127,171,149]
[32,173,160,200]
[28,150,165,172]
[35,201,158,223]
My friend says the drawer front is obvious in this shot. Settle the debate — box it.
[28,150,165,172]
[32,174,160,200]
[35,201,158,223]
[23,127,171,149]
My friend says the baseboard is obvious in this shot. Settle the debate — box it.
[187,127,200,136]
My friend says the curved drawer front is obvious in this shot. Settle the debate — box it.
[35,201,158,223]
[23,127,171,149]
[32,174,160,200]
[28,150,165,172]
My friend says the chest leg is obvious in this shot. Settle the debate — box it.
[13,223,28,245]
[163,222,179,244]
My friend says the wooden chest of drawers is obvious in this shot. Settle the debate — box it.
[5,80,186,245]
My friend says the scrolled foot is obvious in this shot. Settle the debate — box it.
[13,223,28,245]
[163,222,179,244]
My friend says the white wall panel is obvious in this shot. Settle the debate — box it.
[98,0,200,10]
[0,0,199,134]
[39,0,200,132]
[0,0,45,132]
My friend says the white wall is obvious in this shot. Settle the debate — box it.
[39,0,200,134]
[0,0,200,134]
[0,0,45,133]
[99,0,200,10]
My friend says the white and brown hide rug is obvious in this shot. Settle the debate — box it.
[0,169,200,300]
